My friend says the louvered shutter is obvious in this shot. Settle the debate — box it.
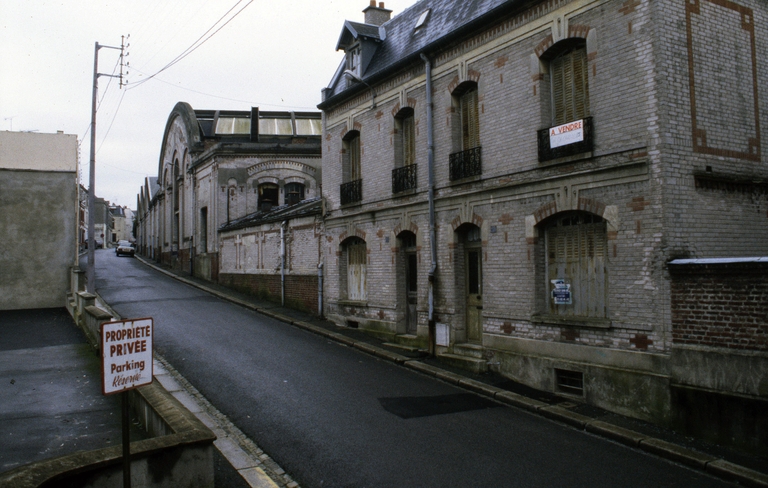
[349,136,361,181]
[551,46,589,126]
[547,215,606,317]
[348,239,367,301]
[461,87,480,150]
[403,115,415,166]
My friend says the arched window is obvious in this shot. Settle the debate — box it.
[284,182,305,206]
[343,238,367,301]
[258,183,279,211]
[450,83,482,180]
[547,40,590,126]
[543,212,606,318]
[341,130,362,204]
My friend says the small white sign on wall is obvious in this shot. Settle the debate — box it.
[436,323,450,347]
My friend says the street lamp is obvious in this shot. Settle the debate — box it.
[344,70,376,109]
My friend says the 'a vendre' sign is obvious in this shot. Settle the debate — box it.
[101,318,153,395]
[549,119,584,149]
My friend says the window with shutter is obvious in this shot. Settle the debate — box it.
[402,114,415,166]
[460,87,480,150]
[550,45,589,126]
[545,213,606,318]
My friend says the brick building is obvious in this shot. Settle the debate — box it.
[136,102,323,309]
[318,0,767,453]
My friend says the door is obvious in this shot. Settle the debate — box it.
[347,239,367,301]
[405,251,418,334]
[465,248,483,343]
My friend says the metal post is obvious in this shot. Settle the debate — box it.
[122,392,131,487]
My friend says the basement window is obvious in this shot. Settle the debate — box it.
[555,368,584,396]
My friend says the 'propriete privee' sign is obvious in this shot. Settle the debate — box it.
[101,318,153,395]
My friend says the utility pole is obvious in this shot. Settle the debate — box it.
[86,37,129,293]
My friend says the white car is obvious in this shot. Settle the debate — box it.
[115,240,135,257]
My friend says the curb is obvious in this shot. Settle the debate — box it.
[136,257,768,488]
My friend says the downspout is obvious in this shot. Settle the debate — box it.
[281,220,287,307]
[421,53,437,357]
[318,262,324,319]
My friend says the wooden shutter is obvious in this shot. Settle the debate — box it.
[349,136,361,181]
[551,46,589,126]
[403,115,415,166]
[348,239,367,301]
[461,87,480,150]
[547,215,606,317]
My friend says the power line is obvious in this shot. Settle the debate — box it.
[127,0,253,90]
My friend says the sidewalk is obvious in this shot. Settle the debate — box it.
[139,256,768,488]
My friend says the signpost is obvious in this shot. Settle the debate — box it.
[101,318,153,488]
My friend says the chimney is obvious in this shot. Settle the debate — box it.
[363,1,392,26]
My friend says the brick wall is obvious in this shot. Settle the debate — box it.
[670,261,768,351]
[219,273,319,314]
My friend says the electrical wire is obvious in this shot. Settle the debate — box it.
[127,0,253,90]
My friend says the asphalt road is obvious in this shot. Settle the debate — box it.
[94,250,736,488]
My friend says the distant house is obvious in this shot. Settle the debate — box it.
[0,131,79,310]
[319,0,768,455]
[136,102,324,311]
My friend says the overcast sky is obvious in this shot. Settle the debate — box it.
[0,0,416,209]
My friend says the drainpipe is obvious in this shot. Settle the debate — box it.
[421,53,437,357]
[281,220,287,307]
[318,262,324,319]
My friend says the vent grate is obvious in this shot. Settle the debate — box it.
[555,368,584,396]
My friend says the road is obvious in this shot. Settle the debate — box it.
[93,249,735,487]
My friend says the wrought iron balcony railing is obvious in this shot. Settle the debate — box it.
[340,179,362,205]
[449,146,482,181]
[392,164,417,193]
[537,117,593,163]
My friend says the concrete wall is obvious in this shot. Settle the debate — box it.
[0,131,78,310]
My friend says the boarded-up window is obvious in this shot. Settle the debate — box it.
[460,86,480,150]
[551,45,589,126]
[545,213,606,317]
[347,238,367,301]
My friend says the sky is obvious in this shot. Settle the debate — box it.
[0,0,417,209]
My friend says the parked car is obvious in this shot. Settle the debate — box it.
[115,240,135,257]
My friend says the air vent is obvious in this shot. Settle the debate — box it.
[555,368,584,396]
[347,320,359,329]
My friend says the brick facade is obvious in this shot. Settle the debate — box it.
[670,261,768,351]
[319,0,768,454]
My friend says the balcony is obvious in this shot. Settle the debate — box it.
[449,146,482,181]
[340,179,362,205]
[538,117,593,163]
[392,164,417,194]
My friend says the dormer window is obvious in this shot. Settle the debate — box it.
[347,46,361,76]
[414,9,430,30]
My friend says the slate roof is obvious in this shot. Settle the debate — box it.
[219,197,322,232]
[321,0,524,108]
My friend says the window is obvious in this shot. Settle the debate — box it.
[216,117,251,135]
[544,212,606,318]
[259,117,293,135]
[346,238,367,301]
[341,131,363,204]
[285,182,305,206]
[295,118,322,136]
[460,86,480,151]
[449,83,482,180]
[347,46,361,77]
[549,42,589,126]
[395,110,416,167]
[258,183,279,211]
[414,9,430,30]
[200,207,208,253]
